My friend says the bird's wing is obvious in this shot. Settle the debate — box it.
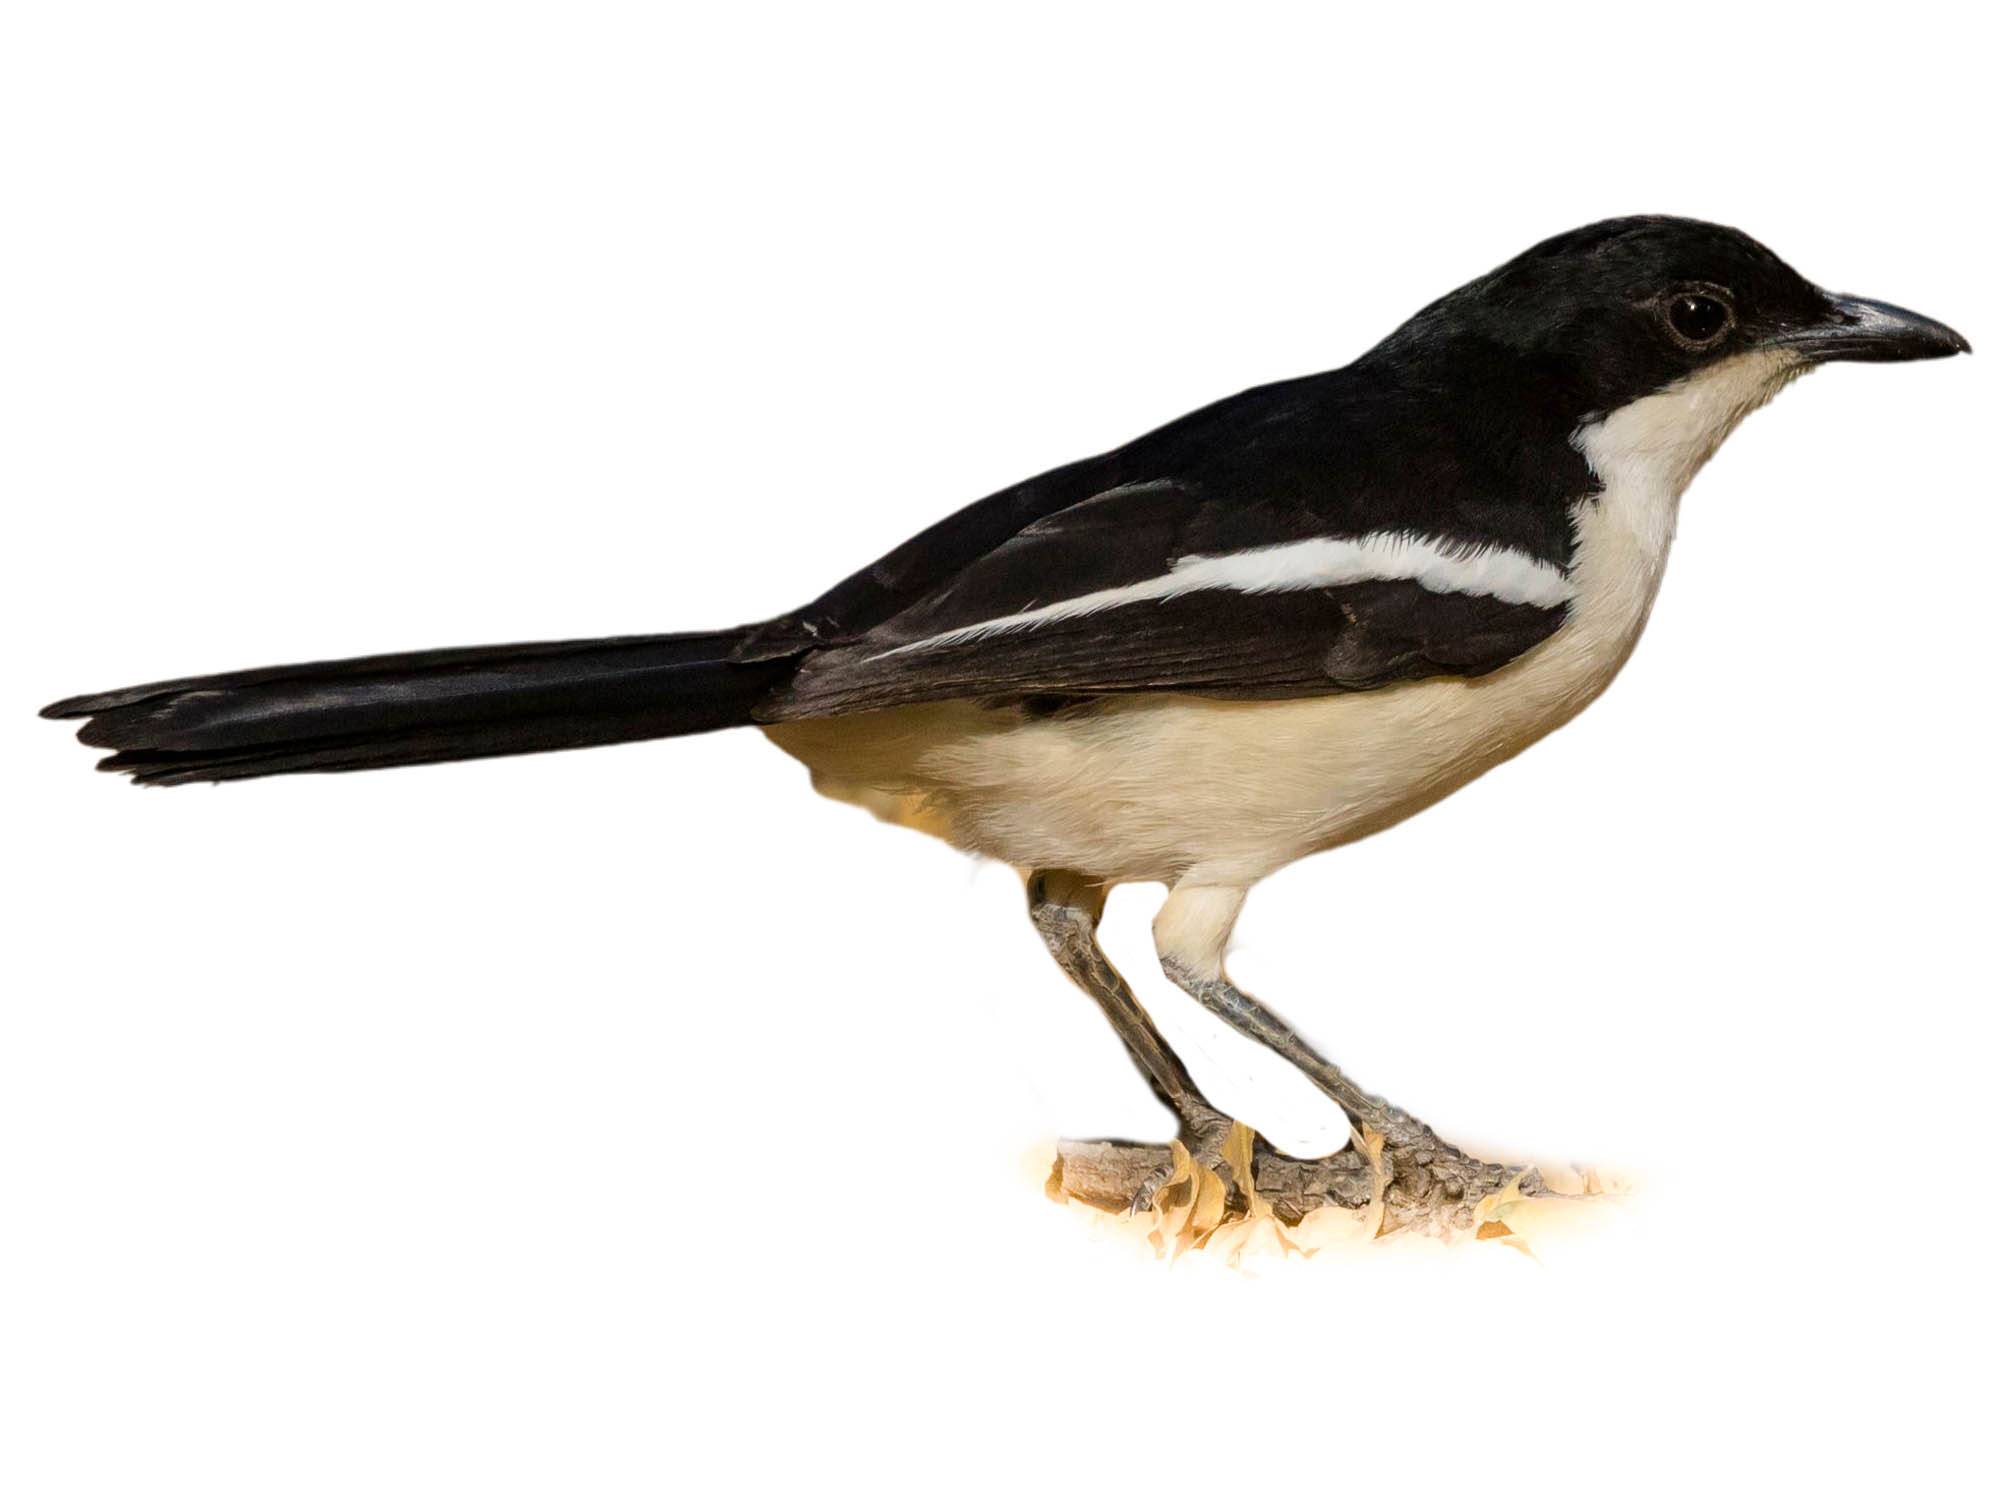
[763,477,1573,719]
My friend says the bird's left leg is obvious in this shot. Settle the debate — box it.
[1154,882,1534,1221]
[1026,869,1246,1214]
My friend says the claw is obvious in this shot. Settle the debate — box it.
[1130,1111,1256,1230]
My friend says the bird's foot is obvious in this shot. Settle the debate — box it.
[1128,1104,1253,1220]
[1350,1094,1544,1231]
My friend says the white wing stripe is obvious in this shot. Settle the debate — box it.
[868,532,1573,659]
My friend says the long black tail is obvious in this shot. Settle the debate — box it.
[41,628,798,786]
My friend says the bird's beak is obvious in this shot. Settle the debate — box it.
[1775,292,1971,364]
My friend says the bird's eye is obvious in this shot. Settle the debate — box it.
[1662,290,1733,349]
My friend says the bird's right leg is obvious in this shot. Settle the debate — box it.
[1025,869,1243,1214]
[1154,882,1533,1221]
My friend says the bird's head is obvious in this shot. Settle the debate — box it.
[1373,215,1969,494]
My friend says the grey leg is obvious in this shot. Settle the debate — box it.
[1026,870,1240,1209]
[1155,883,1533,1213]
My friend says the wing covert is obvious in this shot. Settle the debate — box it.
[761,479,1571,720]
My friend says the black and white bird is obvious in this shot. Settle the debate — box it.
[44,217,1969,1214]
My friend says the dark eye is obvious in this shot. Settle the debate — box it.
[1663,290,1732,348]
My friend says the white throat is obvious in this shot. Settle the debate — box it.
[1572,348,1803,558]
[1561,349,1805,667]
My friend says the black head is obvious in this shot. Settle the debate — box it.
[1375,216,1969,418]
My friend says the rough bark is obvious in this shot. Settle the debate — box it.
[1049,1127,1549,1240]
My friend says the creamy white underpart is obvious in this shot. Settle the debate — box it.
[769,349,1806,891]
[870,530,1573,660]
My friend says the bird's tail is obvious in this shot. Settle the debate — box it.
[40,628,797,785]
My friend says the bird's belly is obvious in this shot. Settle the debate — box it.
[766,614,1636,884]
[962,617,1637,882]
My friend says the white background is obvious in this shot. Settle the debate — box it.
[3,4,2001,1501]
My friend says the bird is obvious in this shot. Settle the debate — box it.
[43,216,1970,1220]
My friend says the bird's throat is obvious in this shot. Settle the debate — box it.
[1573,349,1806,510]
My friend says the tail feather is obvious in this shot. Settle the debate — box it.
[42,628,798,785]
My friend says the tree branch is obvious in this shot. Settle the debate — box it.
[1048,1126,1558,1245]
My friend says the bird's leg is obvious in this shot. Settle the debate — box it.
[1026,869,1243,1214]
[1155,883,1534,1220]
